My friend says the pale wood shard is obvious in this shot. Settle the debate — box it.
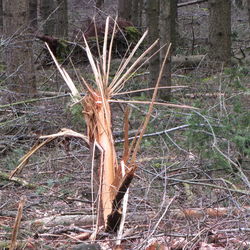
[9,196,26,250]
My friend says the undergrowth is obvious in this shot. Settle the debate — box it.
[182,67,250,175]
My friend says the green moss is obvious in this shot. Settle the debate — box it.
[125,26,141,43]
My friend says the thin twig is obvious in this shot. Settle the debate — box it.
[168,178,250,195]
[139,196,176,249]
[0,93,71,109]
[115,124,193,143]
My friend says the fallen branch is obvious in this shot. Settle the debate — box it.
[116,124,190,142]
[177,0,207,8]
[0,171,36,189]
[25,214,96,232]
[172,206,250,219]
[176,92,225,98]
[112,54,206,70]
[9,128,89,179]
[115,124,204,143]
[23,206,250,233]
[0,94,71,109]
[172,54,206,66]
[168,177,250,195]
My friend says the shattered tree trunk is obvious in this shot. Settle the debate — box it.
[83,93,122,231]
[42,17,171,233]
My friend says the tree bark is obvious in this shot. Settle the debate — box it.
[146,0,176,100]
[0,0,2,29]
[138,0,143,28]
[29,0,38,28]
[146,0,160,90]
[55,0,68,38]
[170,0,178,52]
[96,0,104,9]
[131,0,139,26]
[3,0,36,98]
[247,0,250,26]
[118,0,132,20]
[40,0,55,35]
[208,0,231,65]
[159,0,172,100]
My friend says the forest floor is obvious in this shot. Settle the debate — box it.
[1,1,250,250]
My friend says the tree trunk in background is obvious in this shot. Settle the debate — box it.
[0,0,2,29]
[247,0,250,26]
[138,0,143,28]
[118,0,132,20]
[29,0,38,28]
[146,0,160,90]
[131,0,144,28]
[170,0,177,52]
[40,0,55,35]
[96,0,104,9]
[208,0,231,65]
[159,0,173,100]
[131,0,139,26]
[3,0,36,98]
[55,0,68,38]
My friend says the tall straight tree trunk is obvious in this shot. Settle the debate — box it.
[118,0,132,20]
[208,0,231,64]
[0,0,2,29]
[40,0,55,35]
[146,0,160,90]
[55,0,68,38]
[247,0,250,26]
[131,0,144,28]
[170,0,177,52]
[159,0,172,100]
[29,0,38,28]
[131,0,139,26]
[146,0,176,100]
[137,0,143,28]
[3,0,36,98]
